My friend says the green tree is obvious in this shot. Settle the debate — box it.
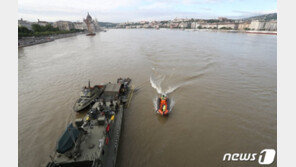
[18,26,32,33]
[31,24,43,32]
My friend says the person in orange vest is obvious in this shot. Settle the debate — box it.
[160,95,167,106]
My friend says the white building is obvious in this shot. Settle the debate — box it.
[238,22,251,30]
[53,21,74,31]
[218,23,238,30]
[73,22,86,30]
[18,19,32,30]
[191,22,202,29]
[37,19,50,26]
[179,22,189,28]
[201,23,218,29]
[264,21,277,31]
[249,20,266,30]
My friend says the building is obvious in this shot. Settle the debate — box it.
[18,18,32,30]
[116,23,125,28]
[191,22,204,29]
[191,22,197,29]
[201,23,218,29]
[172,18,184,23]
[93,19,101,31]
[170,22,179,29]
[179,22,189,28]
[53,21,74,31]
[37,19,50,26]
[143,24,152,28]
[84,13,101,32]
[73,22,86,30]
[218,17,228,22]
[249,20,266,30]
[238,22,251,30]
[139,21,147,24]
[264,20,277,31]
[218,23,238,30]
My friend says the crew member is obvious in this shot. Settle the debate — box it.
[161,95,166,104]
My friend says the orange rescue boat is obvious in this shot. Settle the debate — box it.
[157,95,170,116]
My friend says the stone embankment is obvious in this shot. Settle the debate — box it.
[18,32,84,48]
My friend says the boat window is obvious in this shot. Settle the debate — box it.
[81,89,91,97]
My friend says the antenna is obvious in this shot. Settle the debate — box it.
[88,80,90,88]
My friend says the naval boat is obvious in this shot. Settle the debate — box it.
[47,78,133,167]
[73,81,104,112]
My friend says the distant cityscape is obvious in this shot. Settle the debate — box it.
[18,17,101,32]
[19,13,277,32]
[18,13,277,47]
[116,13,277,31]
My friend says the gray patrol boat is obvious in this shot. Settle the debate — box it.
[47,78,133,167]
[73,81,104,112]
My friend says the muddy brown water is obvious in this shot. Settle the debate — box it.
[18,29,276,167]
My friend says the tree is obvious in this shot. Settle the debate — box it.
[31,24,43,32]
[18,26,32,33]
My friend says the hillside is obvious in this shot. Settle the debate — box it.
[98,22,118,28]
[243,13,277,21]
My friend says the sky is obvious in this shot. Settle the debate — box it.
[18,0,277,23]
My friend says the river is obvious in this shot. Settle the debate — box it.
[18,29,276,167]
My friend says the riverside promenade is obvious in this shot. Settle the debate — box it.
[18,32,84,48]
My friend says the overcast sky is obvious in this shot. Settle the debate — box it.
[18,0,277,22]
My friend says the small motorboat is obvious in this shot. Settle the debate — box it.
[73,81,104,112]
[156,94,170,116]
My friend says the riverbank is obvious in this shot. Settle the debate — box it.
[245,30,277,35]
[112,27,277,35]
[18,32,84,48]
[195,29,277,35]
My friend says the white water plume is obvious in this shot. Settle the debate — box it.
[164,85,181,95]
[169,98,175,112]
[150,76,163,94]
[153,96,159,111]
[150,75,183,95]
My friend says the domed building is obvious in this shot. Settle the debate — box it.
[83,12,101,35]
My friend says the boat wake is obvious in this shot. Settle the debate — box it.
[164,85,181,95]
[169,98,175,112]
[150,74,177,114]
[150,67,184,114]
[149,76,181,95]
[153,96,159,111]
[150,76,164,94]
